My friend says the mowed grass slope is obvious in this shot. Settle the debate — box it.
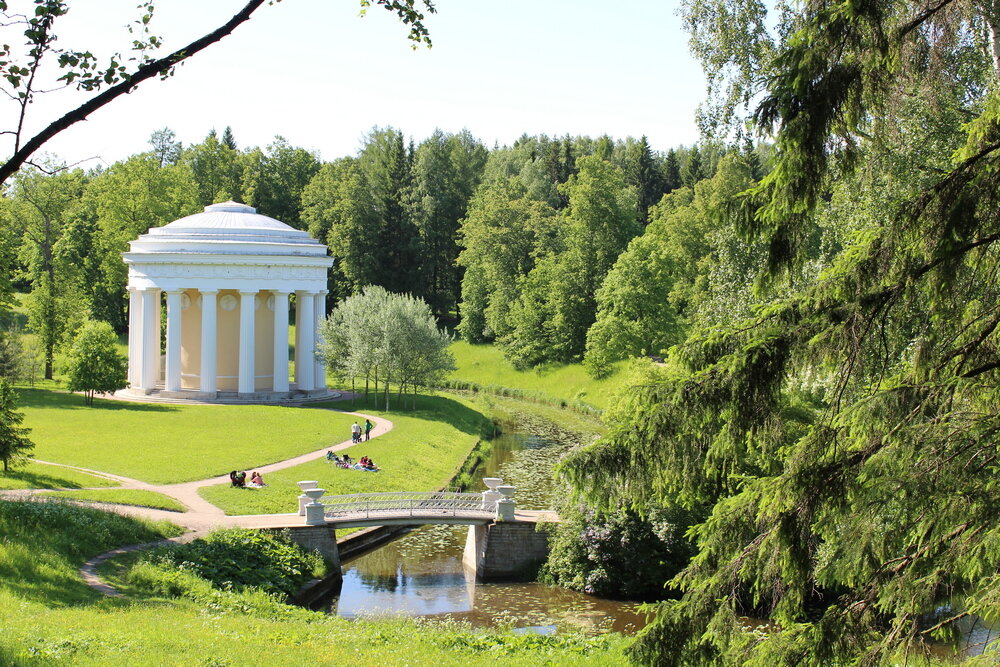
[447,341,627,411]
[38,489,186,512]
[201,394,492,515]
[0,461,118,490]
[18,388,356,485]
[0,499,628,666]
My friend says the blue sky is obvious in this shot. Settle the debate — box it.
[12,0,706,166]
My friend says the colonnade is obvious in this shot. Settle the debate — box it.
[127,286,328,396]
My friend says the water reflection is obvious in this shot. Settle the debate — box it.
[328,524,648,634]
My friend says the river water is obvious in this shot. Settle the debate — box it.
[322,417,649,634]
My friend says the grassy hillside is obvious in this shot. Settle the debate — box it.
[18,386,356,484]
[447,341,628,411]
[201,394,493,515]
[0,499,630,665]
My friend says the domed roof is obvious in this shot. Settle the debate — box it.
[126,201,330,257]
[160,201,298,233]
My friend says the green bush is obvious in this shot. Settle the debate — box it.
[139,529,325,599]
[540,503,699,601]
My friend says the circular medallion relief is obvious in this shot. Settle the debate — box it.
[180,293,191,310]
[220,294,238,311]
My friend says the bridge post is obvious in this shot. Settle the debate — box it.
[303,488,326,525]
[297,480,318,516]
[496,485,516,521]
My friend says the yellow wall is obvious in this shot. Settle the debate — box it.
[178,289,281,392]
[180,289,201,389]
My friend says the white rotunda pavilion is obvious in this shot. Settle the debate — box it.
[121,201,335,401]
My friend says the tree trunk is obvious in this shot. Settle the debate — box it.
[985,0,1000,74]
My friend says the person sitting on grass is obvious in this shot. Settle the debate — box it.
[229,470,238,487]
[326,450,336,462]
[235,470,246,487]
[249,471,265,487]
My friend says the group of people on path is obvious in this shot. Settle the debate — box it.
[229,470,265,488]
[351,419,373,443]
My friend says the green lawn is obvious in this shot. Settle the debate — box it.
[39,489,186,512]
[0,498,628,666]
[200,393,492,515]
[18,387,357,484]
[0,461,118,490]
[447,341,628,411]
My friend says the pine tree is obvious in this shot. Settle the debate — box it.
[662,148,682,193]
[624,135,663,223]
[0,379,33,473]
[221,126,238,150]
[680,144,704,187]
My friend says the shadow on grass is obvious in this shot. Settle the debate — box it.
[312,393,493,438]
[0,469,89,490]
[15,387,179,413]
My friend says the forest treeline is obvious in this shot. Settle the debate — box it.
[0,124,766,381]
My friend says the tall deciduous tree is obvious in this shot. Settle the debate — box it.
[84,153,200,332]
[241,137,320,229]
[301,158,375,301]
[502,156,640,365]
[456,179,558,343]
[410,129,487,316]
[8,165,86,378]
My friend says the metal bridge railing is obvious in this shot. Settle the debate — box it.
[319,491,497,520]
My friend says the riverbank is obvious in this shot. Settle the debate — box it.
[0,497,630,666]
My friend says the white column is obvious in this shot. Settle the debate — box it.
[272,291,290,393]
[296,290,315,391]
[165,290,184,392]
[154,289,163,383]
[200,290,218,394]
[294,295,302,386]
[140,288,159,391]
[238,289,257,394]
[127,287,139,386]
[313,291,327,391]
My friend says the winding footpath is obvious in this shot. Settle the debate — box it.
[0,401,394,596]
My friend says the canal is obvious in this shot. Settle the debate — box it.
[322,410,649,634]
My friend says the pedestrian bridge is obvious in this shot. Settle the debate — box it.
[318,491,498,528]
[266,481,555,583]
